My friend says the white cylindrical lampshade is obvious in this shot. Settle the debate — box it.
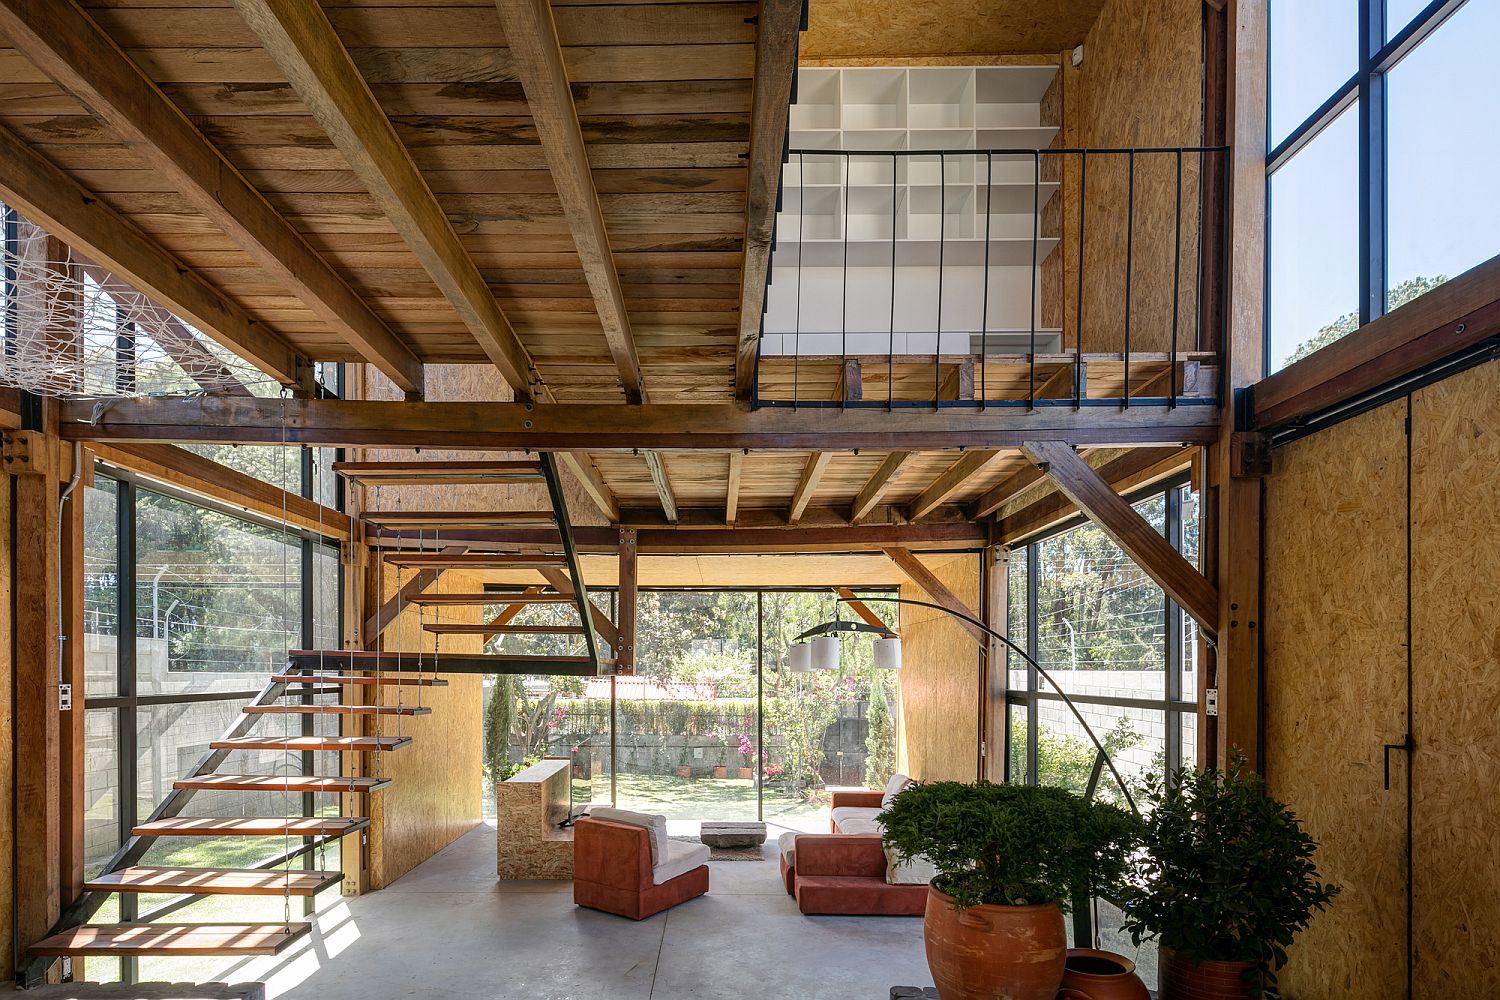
[873,636,903,670]
[811,634,840,671]
[785,642,812,673]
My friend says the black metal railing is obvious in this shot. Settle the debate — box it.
[752,146,1229,410]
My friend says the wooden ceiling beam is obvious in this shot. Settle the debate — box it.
[492,0,645,403]
[907,449,1002,520]
[725,450,744,526]
[0,123,304,388]
[57,397,1220,451]
[642,451,678,524]
[995,448,1192,544]
[788,451,833,525]
[0,0,424,396]
[882,546,987,644]
[735,0,802,400]
[965,464,1047,520]
[1020,441,1218,638]
[850,451,911,524]
[230,0,536,400]
[556,452,619,524]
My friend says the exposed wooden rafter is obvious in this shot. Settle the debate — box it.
[965,464,1046,520]
[995,447,1191,543]
[882,546,987,644]
[0,123,304,388]
[1020,441,1218,637]
[725,450,744,526]
[57,397,1221,452]
[735,0,802,400]
[556,452,619,523]
[907,449,1002,520]
[491,0,646,403]
[230,0,537,400]
[850,451,911,524]
[788,451,833,525]
[642,451,678,524]
[0,0,425,396]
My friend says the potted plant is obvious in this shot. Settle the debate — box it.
[1119,752,1339,1000]
[882,781,1141,1000]
[737,735,755,779]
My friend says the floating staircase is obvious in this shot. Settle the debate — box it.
[24,455,612,984]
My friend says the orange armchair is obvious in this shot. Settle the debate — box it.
[573,816,709,920]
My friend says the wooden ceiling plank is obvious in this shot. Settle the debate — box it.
[850,450,911,524]
[725,450,743,526]
[965,464,1046,520]
[492,0,646,403]
[556,451,620,523]
[0,122,304,387]
[734,0,802,400]
[1019,441,1218,637]
[907,449,1002,521]
[788,450,833,525]
[642,451,678,524]
[229,0,537,400]
[0,0,423,395]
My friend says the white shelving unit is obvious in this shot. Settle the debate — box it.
[767,65,1063,355]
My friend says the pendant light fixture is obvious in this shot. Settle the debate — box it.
[785,642,813,673]
[873,636,903,670]
[811,634,840,671]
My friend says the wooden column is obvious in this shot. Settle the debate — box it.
[982,544,1009,782]
[7,428,61,960]
[616,528,637,675]
[58,444,87,910]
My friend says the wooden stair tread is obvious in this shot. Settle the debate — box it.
[212,735,410,751]
[405,592,572,606]
[334,460,544,485]
[84,866,341,896]
[286,650,606,676]
[272,673,448,687]
[133,817,368,837]
[359,510,557,527]
[29,922,311,957]
[173,774,390,793]
[244,704,430,716]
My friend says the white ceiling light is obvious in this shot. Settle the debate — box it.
[811,635,840,671]
[873,636,903,670]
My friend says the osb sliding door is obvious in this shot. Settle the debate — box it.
[1410,362,1500,997]
[1263,400,1410,999]
[897,553,981,782]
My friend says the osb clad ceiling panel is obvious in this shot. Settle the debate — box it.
[800,0,1106,60]
[477,551,961,588]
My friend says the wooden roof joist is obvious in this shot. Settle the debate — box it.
[360,510,557,528]
[333,460,545,485]
[58,397,1220,451]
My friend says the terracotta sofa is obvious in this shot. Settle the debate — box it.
[573,814,709,920]
[777,783,927,916]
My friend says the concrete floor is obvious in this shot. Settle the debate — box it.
[208,821,934,1000]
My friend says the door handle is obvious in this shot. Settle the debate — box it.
[1383,734,1414,790]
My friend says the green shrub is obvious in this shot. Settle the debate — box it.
[880,781,1141,911]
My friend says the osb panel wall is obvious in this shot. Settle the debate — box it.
[1411,362,1500,996]
[897,553,980,782]
[365,563,485,889]
[1044,0,1204,354]
[1263,401,1410,999]
[799,0,1104,61]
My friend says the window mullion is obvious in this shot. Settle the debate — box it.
[1358,0,1388,325]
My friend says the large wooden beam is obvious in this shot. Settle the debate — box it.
[0,0,424,395]
[617,528,637,673]
[642,451,678,524]
[734,0,802,400]
[556,451,619,523]
[850,451,911,523]
[788,451,833,525]
[59,397,1220,452]
[907,449,1002,520]
[1020,441,1219,638]
[995,448,1192,543]
[230,0,535,399]
[882,546,987,644]
[0,123,305,387]
[491,0,645,403]
[725,450,744,526]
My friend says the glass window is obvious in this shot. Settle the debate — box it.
[84,478,120,698]
[1006,548,1029,690]
[1268,105,1360,372]
[84,709,120,878]
[1387,0,1500,313]
[1269,0,1358,146]
[1387,0,1439,40]
[1007,702,1029,783]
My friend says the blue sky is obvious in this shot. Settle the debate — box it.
[1267,0,1500,370]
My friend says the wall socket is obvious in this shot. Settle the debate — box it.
[59,683,72,712]
[1204,688,1219,717]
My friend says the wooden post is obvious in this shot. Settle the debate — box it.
[982,545,1009,782]
[58,443,86,911]
[616,528,637,675]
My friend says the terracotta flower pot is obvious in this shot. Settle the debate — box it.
[675,765,693,778]
[1059,948,1150,1000]
[1158,946,1258,1000]
[922,887,1066,1000]
[712,766,727,779]
[738,767,754,779]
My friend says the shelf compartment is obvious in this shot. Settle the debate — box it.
[908,67,975,129]
[975,65,1058,105]
[906,185,977,241]
[839,67,907,129]
[790,68,841,130]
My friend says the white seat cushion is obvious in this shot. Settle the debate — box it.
[830,806,884,835]
[883,847,937,885]
[588,806,669,867]
[881,773,912,808]
[652,839,709,885]
[778,830,798,866]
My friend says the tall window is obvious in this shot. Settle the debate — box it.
[1266,0,1498,372]
[1004,482,1199,801]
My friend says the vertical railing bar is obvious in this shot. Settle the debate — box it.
[1170,150,1183,408]
[935,151,945,408]
[1028,150,1039,411]
[792,152,804,410]
[1123,149,1135,409]
[1195,147,1206,353]
[841,151,850,409]
[889,151,897,410]
[1074,152,1087,410]
[980,151,992,411]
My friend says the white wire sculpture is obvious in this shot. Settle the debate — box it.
[1,213,282,398]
